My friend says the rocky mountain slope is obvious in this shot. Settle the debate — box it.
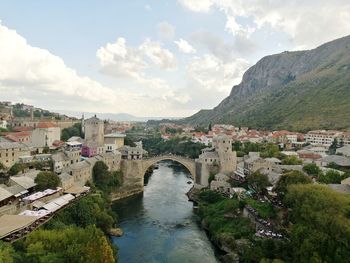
[182,35,350,131]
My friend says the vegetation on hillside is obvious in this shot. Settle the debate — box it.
[142,136,206,158]
[181,35,350,131]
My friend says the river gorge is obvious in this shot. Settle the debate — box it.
[112,160,219,263]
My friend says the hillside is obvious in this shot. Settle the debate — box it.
[182,35,350,132]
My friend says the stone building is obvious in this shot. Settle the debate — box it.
[52,149,81,174]
[83,115,105,157]
[104,133,125,153]
[0,142,30,168]
[31,122,61,148]
[195,135,237,187]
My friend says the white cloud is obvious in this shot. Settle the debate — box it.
[174,38,196,54]
[156,21,176,40]
[178,0,214,12]
[139,38,177,69]
[0,24,116,105]
[0,24,189,117]
[179,0,350,48]
[187,54,249,93]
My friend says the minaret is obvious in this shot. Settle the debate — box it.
[81,113,85,134]
[30,108,34,121]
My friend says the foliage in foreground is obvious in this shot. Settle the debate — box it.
[285,184,350,263]
[12,226,115,263]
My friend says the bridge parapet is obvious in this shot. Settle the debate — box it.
[141,154,196,179]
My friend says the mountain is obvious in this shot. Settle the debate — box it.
[182,35,350,132]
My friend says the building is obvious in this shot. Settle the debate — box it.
[336,145,350,157]
[31,122,61,148]
[4,131,32,143]
[84,116,104,145]
[58,172,75,191]
[0,120,7,129]
[104,133,125,153]
[305,130,342,147]
[243,153,274,176]
[0,142,31,168]
[212,135,237,174]
[195,135,237,187]
[320,155,350,168]
[118,145,145,160]
[52,149,81,174]
[65,161,92,185]
[210,173,231,194]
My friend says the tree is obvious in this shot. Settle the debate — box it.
[328,138,338,155]
[285,184,350,262]
[61,123,83,141]
[208,123,212,131]
[124,136,136,147]
[8,163,26,176]
[0,241,15,263]
[302,163,321,176]
[23,225,115,263]
[317,170,345,184]
[274,170,312,195]
[35,171,61,191]
[246,172,270,193]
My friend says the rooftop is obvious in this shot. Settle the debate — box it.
[104,133,126,138]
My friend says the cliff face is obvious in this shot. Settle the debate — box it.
[182,35,350,131]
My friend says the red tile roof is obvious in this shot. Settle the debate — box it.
[37,122,57,128]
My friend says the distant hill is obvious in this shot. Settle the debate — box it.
[181,35,350,132]
[56,110,177,122]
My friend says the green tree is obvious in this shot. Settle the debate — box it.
[23,225,115,263]
[285,184,350,263]
[8,163,26,176]
[34,171,61,191]
[246,172,270,193]
[0,241,15,263]
[124,136,136,147]
[317,170,344,184]
[92,161,122,194]
[302,163,321,176]
[61,123,83,141]
[274,170,312,196]
[328,138,338,155]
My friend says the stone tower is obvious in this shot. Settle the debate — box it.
[84,115,104,146]
[212,135,237,174]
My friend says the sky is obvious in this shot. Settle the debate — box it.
[0,0,350,118]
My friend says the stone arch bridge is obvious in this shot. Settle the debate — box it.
[142,154,196,179]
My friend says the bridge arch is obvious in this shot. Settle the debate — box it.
[142,155,196,179]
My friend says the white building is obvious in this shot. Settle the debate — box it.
[305,130,342,147]
[0,120,7,129]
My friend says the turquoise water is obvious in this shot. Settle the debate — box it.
[112,161,219,263]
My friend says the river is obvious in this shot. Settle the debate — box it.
[112,160,219,263]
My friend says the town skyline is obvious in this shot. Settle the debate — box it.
[1,0,350,117]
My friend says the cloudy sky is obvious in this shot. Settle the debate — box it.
[0,1,350,118]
